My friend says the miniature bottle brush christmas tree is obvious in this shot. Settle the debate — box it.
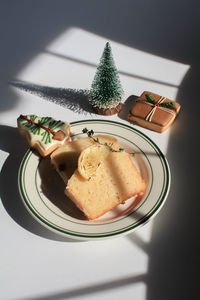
[89,42,123,115]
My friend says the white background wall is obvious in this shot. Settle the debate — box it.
[0,1,199,299]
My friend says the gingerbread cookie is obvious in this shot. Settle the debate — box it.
[128,91,180,133]
[17,114,71,156]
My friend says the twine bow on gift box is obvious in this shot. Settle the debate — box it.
[136,94,176,122]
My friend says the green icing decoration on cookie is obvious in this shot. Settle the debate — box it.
[19,115,66,145]
[146,94,156,104]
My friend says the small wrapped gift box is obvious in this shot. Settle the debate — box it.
[128,91,181,133]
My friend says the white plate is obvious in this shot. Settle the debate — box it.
[18,120,170,240]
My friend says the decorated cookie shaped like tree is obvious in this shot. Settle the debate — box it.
[89,42,123,115]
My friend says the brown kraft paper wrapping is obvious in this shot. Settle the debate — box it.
[128,91,181,133]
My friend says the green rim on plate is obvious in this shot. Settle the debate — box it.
[18,119,170,240]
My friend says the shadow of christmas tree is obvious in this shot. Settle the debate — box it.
[118,95,138,121]
[10,80,95,115]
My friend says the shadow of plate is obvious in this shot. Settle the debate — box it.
[0,125,79,242]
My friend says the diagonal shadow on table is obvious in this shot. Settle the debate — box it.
[10,80,95,115]
[127,62,200,300]
[0,125,79,242]
[19,273,146,300]
[44,50,178,88]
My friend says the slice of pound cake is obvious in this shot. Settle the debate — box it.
[51,135,119,185]
[51,135,145,220]
[66,149,146,220]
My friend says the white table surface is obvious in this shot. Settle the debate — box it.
[1,2,199,300]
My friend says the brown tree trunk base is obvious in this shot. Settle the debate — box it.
[93,103,122,116]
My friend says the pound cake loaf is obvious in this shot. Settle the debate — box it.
[66,150,146,220]
[51,135,119,185]
[17,114,71,156]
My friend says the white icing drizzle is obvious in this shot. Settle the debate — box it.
[18,115,70,150]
